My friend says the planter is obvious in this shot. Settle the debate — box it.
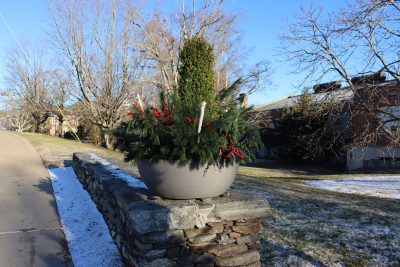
[137,160,238,199]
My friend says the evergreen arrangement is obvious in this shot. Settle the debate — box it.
[114,37,261,169]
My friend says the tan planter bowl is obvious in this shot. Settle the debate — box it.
[137,160,238,199]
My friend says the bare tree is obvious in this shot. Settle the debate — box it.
[279,0,400,155]
[48,0,145,148]
[3,43,54,133]
[132,0,270,94]
[0,109,9,130]
[5,108,33,132]
[48,68,73,137]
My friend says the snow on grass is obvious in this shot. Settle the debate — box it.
[89,153,147,189]
[306,176,400,199]
[49,167,124,267]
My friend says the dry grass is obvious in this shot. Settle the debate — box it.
[239,165,397,181]
[15,132,139,177]
[232,173,400,266]
[17,132,400,266]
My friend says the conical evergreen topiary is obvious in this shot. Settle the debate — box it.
[177,36,217,119]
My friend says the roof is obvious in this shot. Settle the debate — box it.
[255,89,353,111]
[254,80,399,111]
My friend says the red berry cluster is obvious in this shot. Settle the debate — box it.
[219,138,245,159]
[151,102,174,125]
[185,116,193,124]
[127,102,143,116]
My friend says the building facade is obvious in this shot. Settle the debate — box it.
[252,74,400,171]
[45,115,79,137]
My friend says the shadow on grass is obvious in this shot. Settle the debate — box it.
[261,239,329,267]
[235,175,400,265]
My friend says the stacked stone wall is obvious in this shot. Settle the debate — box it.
[72,153,270,267]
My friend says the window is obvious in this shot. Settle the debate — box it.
[379,105,400,133]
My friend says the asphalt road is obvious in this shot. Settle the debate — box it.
[0,131,72,267]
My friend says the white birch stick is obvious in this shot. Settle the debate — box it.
[197,101,207,143]
[136,94,144,111]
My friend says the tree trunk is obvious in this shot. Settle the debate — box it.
[103,133,116,150]
[33,121,40,133]
[57,117,64,138]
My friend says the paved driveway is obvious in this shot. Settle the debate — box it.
[0,131,72,267]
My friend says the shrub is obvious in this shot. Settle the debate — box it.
[177,36,217,119]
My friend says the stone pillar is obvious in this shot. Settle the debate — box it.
[73,153,270,267]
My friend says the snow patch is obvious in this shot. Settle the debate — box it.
[49,167,124,267]
[306,176,400,199]
[89,153,147,189]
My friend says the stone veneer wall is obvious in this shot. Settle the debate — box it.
[72,153,270,267]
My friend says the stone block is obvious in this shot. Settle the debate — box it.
[152,242,182,250]
[217,234,236,245]
[189,242,218,253]
[238,262,261,267]
[134,238,153,250]
[195,264,214,267]
[229,232,242,239]
[184,225,224,239]
[214,200,270,220]
[141,249,167,259]
[139,258,176,267]
[195,203,215,227]
[193,252,215,264]
[168,203,198,229]
[195,264,213,267]
[166,246,181,257]
[102,177,129,194]
[207,222,225,233]
[121,245,139,266]
[215,250,260,267]
[128,201,171,234]
[184,228,204,239]
[176,252,194,266]
[235,234,260,245]
[208,244,248,257]
[130,200,198,232]
[204,191,270,219]
[231,222,261,235]
[190,233,217,244]
[246,241,261,250]
[113,186,149,208]
[140,229,184,244]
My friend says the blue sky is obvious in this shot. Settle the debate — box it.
[0,0,347,106]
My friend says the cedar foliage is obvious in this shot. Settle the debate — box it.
[114,80,261,168]
[177,36,217,119]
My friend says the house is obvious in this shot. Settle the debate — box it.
[348,79,400,170]
[45,114,79,137]
[252,73,400,171]
[250,85,352,163]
